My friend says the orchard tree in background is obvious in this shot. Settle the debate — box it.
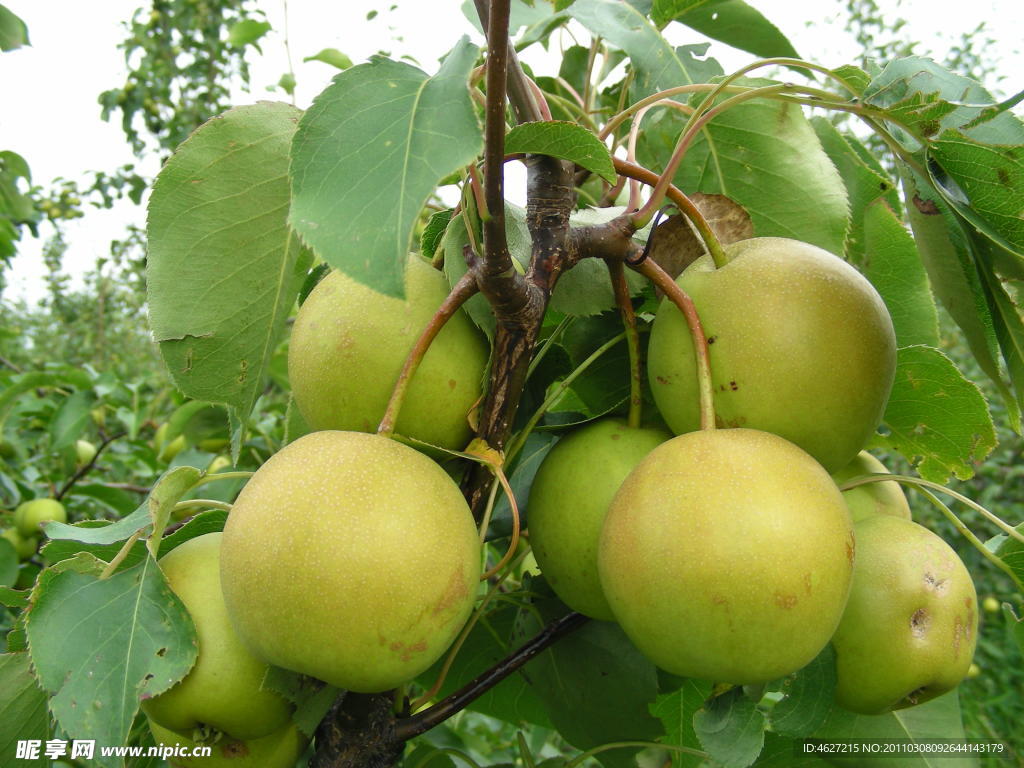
[3,1,1024,768]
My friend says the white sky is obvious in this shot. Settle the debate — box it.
[1,0,1021,304]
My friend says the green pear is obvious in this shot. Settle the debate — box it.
[288,256,488,451]
[75,439,97,466]
[147,719,307,768]
[831,515,977,714]
[528,418,671,620]
[207,455,232,474]
[831,451,911,523]
[599,428,855,683]
[220,431,480,692]
[2,527,38,560]
[142,533,291,740]
[14,498,66,537]
[647,237,896,472]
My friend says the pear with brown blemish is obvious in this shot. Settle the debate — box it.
[599,428,855,684]
[831,515,977,714]
[288,255,488,451]
[219,430,480,693]
[647,237,897,472]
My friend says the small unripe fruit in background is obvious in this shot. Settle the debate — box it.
[75,439,97,466]
[14,499,66,537]
[2,527,39,560]
[982,596,1000,614]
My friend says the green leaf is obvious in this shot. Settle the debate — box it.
[810,690,974,768]
[0,653,50,768]
[493,433,557,536]
[227,18,271,48]
[769,646,836,739]
[640,86,849,255]
[976,251,1024,419]
[302,47,353,70]
[650,680,713,768]
[505,121,616,183]
[879,345,996,483]
[43,466,203,548]
[751,733,830,766]
[1002,604,1024,656]
[0,4,30,52]
[0,585,29,608]
[657,0,799,60]
[261,667,339,737]
[68,482,139,516]
[693,687,766,768]
[49,389,93,451]
[147,102,305,416]
[421,209,453,261]
[418,599,552,727]
[290,39,482,298]
[517,592,662,768]
[989,523,1024,588]
[278,72,296,96]
[40,522,147,574]
[0,538,16,587]
[26,555,197,766]
[861,200,940,348]
[0,369,91,424]
[900,165,1019,426]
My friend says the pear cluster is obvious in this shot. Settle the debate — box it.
[529,237,978,712]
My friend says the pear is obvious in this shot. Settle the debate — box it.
[599,428,855,683]
[220,431,480,692]
[831,515,977,714]
[14,498,66,537]
[831,451,911,523]
[288,256,488,451]
[2,527,38,560]
[647,237,896,472]
[142,533,292,740]
[527,418,670,620]
[147,719,307,768]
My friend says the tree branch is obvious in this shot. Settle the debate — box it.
[55,431,125,501]
[393,611,588,740]
[473,0,542,123]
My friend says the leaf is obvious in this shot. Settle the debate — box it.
[418,599,552,727]
[0,538,16,586]
[0,369,91,424]
[861,200,940,348]
[67,483,139,516]
[879,345,996,483]
[0,4,30,52]
[1002,604,1024,656]
[693,687,766,768]
[302,47,353,70]
[650,680,713,768]
[261,667,339,737]
[0,653,50,768]
[147,102,305,416]
[40,523,147,574]
[0,585,29,608]
[640,86,850,256]
[517,592,662,768]
[26,554,197,767]
[505,121,616,183]
[227,18,271,48]
[989,523,1024,588]
[491,432,557,537]
[976,252,1024,419]
[290,39,482,298]
[769,646,836,739]
[656,0,800,61]
[810,690,975,768]
[43,466,203,547]
[421,209,453,261]
[49,389,94,451]
[900,165,1019,425]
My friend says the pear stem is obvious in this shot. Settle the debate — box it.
[613,157,727,268]
[608,260,643,428]
[377,271,480,438]
[480,465,522,580]
[630,258,716,431]
[840,474,1024,545]
[100,530,143,579]
[916,487,1024,593]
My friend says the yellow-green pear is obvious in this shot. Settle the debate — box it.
[147,719,307,768]
[287,256,488,451]
[528,418,670,620]
[2,527,38,560]
[75,439,97,466]
[831,516,977,714]
[648,238,896,472]
[160,434,187,463]
[14,498,66,537]
[207,455,232,474]
[142,533,291,740]
[220,431,480,692]
[599,428,855,683]
[831,451,911,523]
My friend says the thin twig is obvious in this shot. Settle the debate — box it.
[55,431,126,501]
